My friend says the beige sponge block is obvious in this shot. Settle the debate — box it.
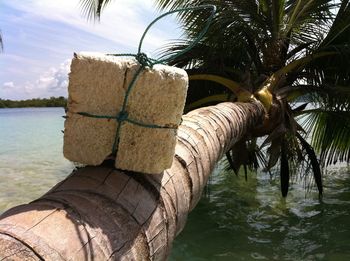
[63,52,188,174]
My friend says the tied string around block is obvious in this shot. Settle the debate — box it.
[76,5,217,158]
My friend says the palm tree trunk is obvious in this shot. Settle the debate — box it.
[0,101,264,260]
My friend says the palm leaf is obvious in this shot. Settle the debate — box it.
[280,139,290,197]
[296,132,323,196]
[287,41,316,59]
[226,151,237,176]
[266,138,282,170]
[226,138,264,177]
[301,108,350,165]
[79,0,114,20]
[0,31,3,51]
[319,0,350,48]
[156,0,271,75]
[285,0,336,38]
[292,102,308,112]
[266,51,337,91]
[227,139,249,175]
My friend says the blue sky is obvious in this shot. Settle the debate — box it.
[0,0,182,100]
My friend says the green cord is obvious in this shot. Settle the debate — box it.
[77,5,216,160]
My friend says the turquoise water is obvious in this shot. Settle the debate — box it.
[0,108,349,260]
[0,108,74,210]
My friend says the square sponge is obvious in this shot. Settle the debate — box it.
[63,52,188,174]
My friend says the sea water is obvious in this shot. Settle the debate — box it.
[0,108,349,260]
[0,108,74,210]
[170,164,350,260]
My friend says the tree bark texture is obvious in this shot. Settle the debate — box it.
[0,102,264,260]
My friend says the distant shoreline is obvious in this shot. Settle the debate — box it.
[0,96,67,108]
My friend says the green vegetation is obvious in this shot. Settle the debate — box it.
[0,96,67,108]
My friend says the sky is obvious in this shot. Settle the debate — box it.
[0,0,182,100]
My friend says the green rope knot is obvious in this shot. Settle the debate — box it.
[135,52,153,68]
[116,110,128,122]
[76,5,216,163]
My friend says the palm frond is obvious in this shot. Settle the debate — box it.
[293,102,308,112]
[301,108,350,166]
[226,138,265,177]
[301,1,350,99]
[280,139,290,197]
[79,0,114,20]
[287,41,316,59]
[296,132,323,196]
[319,0,350,48]
[0,31,3,51]
[285,0,337,37]
[156,0,270,74]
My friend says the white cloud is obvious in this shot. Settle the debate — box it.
[3,0,182,52]
[27,59,71,97]
[0,60,70,99]
[3,82,14,88]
